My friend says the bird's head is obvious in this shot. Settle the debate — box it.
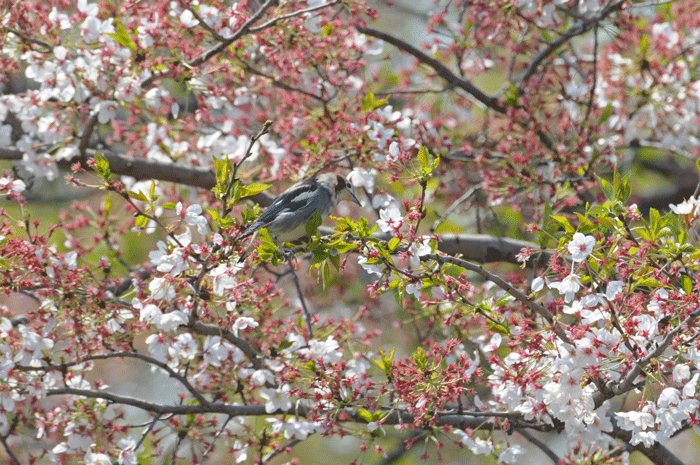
[329,173,361,206]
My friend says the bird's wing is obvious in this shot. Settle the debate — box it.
[239,179,331,239]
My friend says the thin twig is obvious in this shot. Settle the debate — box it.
[262,437,305,463]
[16,351,210,406]
[517,1,625,90]
[423,253,570,343]
[0,420,21,465]
[356,26,504,113]
[287,258,314,339]
[199,415,233,464]
[431,183,481,232]
[516,428,560,464]
[135,412,163,450]
[249,0,340,32]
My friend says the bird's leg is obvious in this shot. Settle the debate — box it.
[271,236,296,262]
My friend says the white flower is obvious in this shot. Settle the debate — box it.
[531,277,544,292]
[408,237,431,267]
[210,263,242,296]
[139,304,162,323]
[0,125,12,146]
[249,369,275,386]
[482,334,502,353]
[347,167,374,194]
[114,76,141,102]
[567,232,595,262]
[376,105,401,122]
[148,276,175,301]
[95,100,117,124]
[80,16,103,43]
[453,430,493,455]
[84,452,111,465]
[669,197,699,215]
[376,205,402,233]
[548,274,582,303]
[562,300,582,315]
[358,255,382,276]
[673,364,690,383]
[405,280,423,297]
[78,0,98,16]
[145,333,168,360]
[387,141,400,162]
[168,333,198,361]
[259,384,292,413]
[156,310,187,332]
[144,88,169,108]
[366,121,394,149]
[498,444,525,464]
[0,176,26,193]
[203,336,243,367]
[300,336,343,364]
[179,10,199,28]
[605,280,625,300]
[177,202,208,235]
[149,240,188,276]
[232,317,258,337]
[116,435,142,465]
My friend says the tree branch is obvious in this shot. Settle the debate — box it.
[17,351,209,406]
[423,253,570,343]
[517,1,626,90]
[594,305,700,407]
[356,26,505,113]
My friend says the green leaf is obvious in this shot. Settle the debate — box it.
[162,202,177,209]
[598,103,613,126]
[357,408,374,423]
[134,214,148,228]
[417,145,429,170]
[103,194,111,216]
[504,82,519,107]
[93,153,111,181]
[494,293,515,307]
[241,183,271,198]
[361,91,389,112]
[329,252,340,270]
[106,19,137,53]
[639,34,649,55]
[412,347,428,371]
[323,261,330,288]
[306,210,323,238]
[311,248,329,264]
[682,274,693,295]
[599,176,613,200]
[387,237,401,252]
[373,348,395,373]
[128,190,148,202]
[549,215,575,234]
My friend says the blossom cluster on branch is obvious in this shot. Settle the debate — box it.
[1,0,700,464]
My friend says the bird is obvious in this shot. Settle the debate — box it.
[237,173,361,259]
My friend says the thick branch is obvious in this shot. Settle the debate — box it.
[46,385,551,431]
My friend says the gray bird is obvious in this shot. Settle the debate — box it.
[238,173,361,258]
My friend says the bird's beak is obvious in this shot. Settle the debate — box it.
[348,188,361,206]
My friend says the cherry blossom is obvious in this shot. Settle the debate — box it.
[567,232,596,262]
